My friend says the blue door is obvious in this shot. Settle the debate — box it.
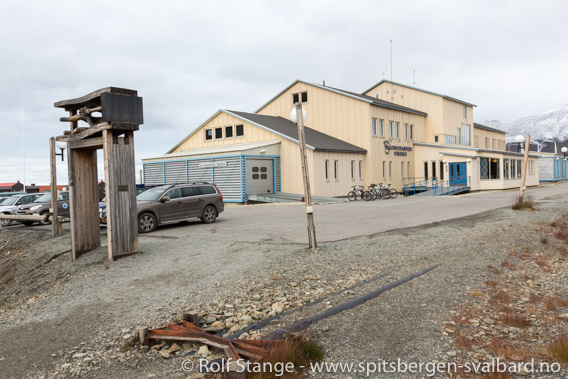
[449,162,467,185]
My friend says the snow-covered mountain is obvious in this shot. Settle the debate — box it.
[485,104,568,142]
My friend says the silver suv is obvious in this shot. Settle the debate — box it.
[0,193,42,226]
[118,183,224,233]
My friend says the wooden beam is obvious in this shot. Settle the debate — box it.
[68,137,103,150]
[49,138,61,237]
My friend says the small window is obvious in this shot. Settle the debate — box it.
[379,119,384,137]
[215,127,223,139]
[301,92,308,102]
[401,161,404,178]
[199,186,216,195]
[404,123,408,139]
[236,124,244,137]
[252,167,259,172]
[396,122,400,138]
[260,167,267,172]
[261,174,268,179]
[205,129,213,140]
[252,174,259,180]
[351,160,355,179]
[359,160,363,179]
[410,125,414,140]
[435,136,438,142]
[463,105,467,119]
[382,161,386,178]
[325,160,329,180]
[334,160,338,180]
[389,121,394,137]
[225,126,233,138]
[389,161,392,178]
[292,93,299,103]
[372,118,377,137]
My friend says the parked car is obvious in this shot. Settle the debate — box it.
[132,183,224,233]
[23,191,70,224]
[98,185,155,225]
[0,193,42,226]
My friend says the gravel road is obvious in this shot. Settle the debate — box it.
[1,183,567,378]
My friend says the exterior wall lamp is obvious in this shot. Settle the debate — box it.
[562,146,567,159]
[55,140,67,161]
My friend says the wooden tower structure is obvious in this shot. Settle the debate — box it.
[55,87,143,261]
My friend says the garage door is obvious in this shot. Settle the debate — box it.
[246,158,274,194]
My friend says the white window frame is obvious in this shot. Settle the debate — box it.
[334,160,339,181]
[325,160,329,181]
[379,119,384,137]
[372,118,377,137]
[389,121,394,138]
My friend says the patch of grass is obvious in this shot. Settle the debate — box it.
[501,313,532,328]
[544,296,568,311]
[0,260,16,280]
[485,280,498,287]
[558,247,568,257]
[250,334,323,378]
[488,265,502,275]
[488,337,529,362]
[511,193,535,210]
[548,336,568,363]
[491,290,511,304]
[500,260,517,271]
[535,255,551,268]
[555,229,568,244]
[540,237,549,245]
[3,275,15,285]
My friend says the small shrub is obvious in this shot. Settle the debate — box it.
[545,296,568,311]
[501,313,532,328]
[541,237,549,245]
[512,193,535,210]
[500,261,517,271]
[491,290,511,304]
[488,265,502,275]
[485,280,498,287]
[548,336,568,363]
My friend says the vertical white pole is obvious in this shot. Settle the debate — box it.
[21,77,26,192]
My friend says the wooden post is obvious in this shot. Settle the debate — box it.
[518,134,531,207]
[294,103,317,249]
[49,138,61,237]
[103,130,139,261]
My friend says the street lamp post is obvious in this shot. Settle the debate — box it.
[515,135,525,153]
[291,104,317,250]
[562,146,568,159]
[50,138,66,237]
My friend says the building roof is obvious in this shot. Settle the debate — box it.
[146,140,282,161]
[363,80,476,107]
[0,182,18,187]
[473,123,507,134]
[255,80,427,116]
[227,110,367,154]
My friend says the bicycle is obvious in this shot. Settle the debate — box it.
[347,185,371,201]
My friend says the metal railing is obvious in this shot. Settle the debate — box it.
[403,177,438,197]
[432,176,471,196]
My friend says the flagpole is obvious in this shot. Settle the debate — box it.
[21,77,26,192]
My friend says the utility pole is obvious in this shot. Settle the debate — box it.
[518,134,530,208]
[293,103,317,249]
[49,137,61,237]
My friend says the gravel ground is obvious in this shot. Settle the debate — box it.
[0,189,567,378]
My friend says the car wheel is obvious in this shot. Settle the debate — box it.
[201,205,217,224]
[1,215,11,227]
[138,212,157,233]
[39,211,51,225]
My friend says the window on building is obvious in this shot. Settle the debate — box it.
[445,135,456,144]
[410,125,414,140]
[407,162,410,179]
[456,128,461,145]
[379,119,384,137]
[292,92,308,104]
[396,122,400,138]
[236,124,244,137]
[461,124,470,145]
[404,123,408,139]
[389,121,394,137]
[504,159,509,179]
[529,160,535,175]
[480,158,500,180]
[205,129,212,141]
[389,161,392,178]
[325,160,329,180]
[215,127,223,139]
[474,135,479,148]
[334,160,338,180]
[485,137,490,149]
[351,160,355,180]
[511,159,516,178]
[372,118,377,137]
[359,160,363,179]
[463,105,467,119]
[492,139,496,149]
[382,161,386,178]
[424,162,428,180]
[432,161,437,179]
[435,136,439,142]
[440,161,444,180]
[401,161,404,178]
[225,126,233,138]
[517,160,522,178]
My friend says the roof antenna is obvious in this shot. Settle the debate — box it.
[323,80,325,86]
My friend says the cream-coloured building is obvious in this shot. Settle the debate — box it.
[143,79,539,201]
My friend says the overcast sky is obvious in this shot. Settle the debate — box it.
[1,0,567,186]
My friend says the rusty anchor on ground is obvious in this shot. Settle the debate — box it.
[140,320,284,370]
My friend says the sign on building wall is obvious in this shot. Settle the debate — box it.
[384,141,412,156]
[199,161,228,168]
